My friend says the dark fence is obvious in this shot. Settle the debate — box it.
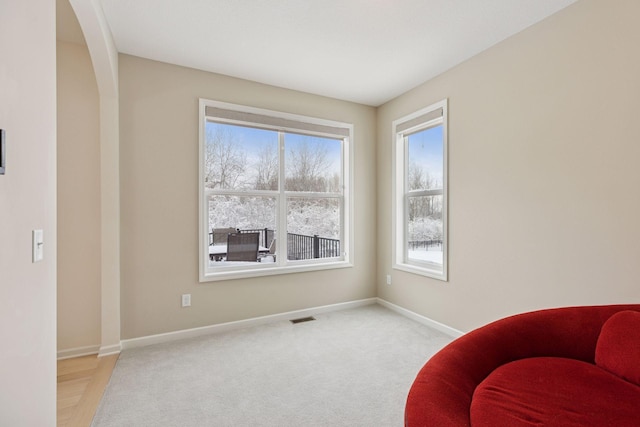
[209,228,339,260]
[287,233,341,260]
[209,228,274,248]
[209,227,237,245]
[239,228,274,248]
[408,240,443,250]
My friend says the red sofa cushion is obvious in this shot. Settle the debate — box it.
[595,310,640,386]
[470,357,640,427]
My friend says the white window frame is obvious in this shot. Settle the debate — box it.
[392,99,448,281]
[199,99,353,282]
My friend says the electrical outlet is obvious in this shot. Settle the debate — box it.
[181,294,191,307]
[386,274,391,285]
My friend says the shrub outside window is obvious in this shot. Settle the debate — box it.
[199,100,352,281]
[392,99,448,281]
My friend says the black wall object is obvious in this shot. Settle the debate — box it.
[0,129,5,175]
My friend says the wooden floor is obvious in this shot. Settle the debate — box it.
[57,354,119,427]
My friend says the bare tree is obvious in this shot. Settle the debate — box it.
[408,161,425,192]
[254,144,279,190]
[327,172,341,193]
[286,138,331,192]
[409,161,438,191]
[408,162,441,221]
[204,127,246,189]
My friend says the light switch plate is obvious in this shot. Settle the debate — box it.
[0,129,5,175]
[32,229,44,263]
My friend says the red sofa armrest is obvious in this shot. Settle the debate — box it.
[405,304,640,427]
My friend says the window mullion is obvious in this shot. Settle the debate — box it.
[284,192,342,199]
[407,189,443,197]
[403,136,410,264]
[404,194,409,265]
[277,131,287,264]
[207,189,278,197]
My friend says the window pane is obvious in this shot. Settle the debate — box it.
[287,198,341,260]
[407,125,443,191]
[204,122,279,191]
[201,100,353,279]
[208,195,276,265]
[284,133,341,193]
[407,195,443,265]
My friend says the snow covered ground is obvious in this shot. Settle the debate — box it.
[408,248,443,264]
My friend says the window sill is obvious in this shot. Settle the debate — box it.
[200,260,353,282]
[393,262,447,282]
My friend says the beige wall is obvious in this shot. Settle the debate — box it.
[57,41,102,352]
[61,0,640,349]
[0,1,57,424]
[377,0,640,332]
[119,55,377,339]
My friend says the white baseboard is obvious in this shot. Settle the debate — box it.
[98,343,122,358]
[58,298,460,358]
[121,297,378,350]
[57,345,101,360]
[376,298,464,338]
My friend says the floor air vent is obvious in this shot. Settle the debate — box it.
[290,316,316,324]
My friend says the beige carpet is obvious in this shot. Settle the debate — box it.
[92,304,453,426]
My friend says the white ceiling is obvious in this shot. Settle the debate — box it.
[71,0,578,106]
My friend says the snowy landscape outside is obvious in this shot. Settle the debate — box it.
[204,121,342,265]
[406,125,444,266]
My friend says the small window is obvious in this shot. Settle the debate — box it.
[199,100,352,281]
[392,99,448,280]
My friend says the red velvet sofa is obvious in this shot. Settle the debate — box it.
[405,304,640,426]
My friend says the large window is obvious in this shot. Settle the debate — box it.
[392,99,448,280]
[199,100,352,281]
